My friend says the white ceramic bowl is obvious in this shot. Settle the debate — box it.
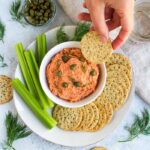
[40,41,106,108]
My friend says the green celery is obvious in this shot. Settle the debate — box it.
[28,50,54,108]
[24,51,53,109]
[36,34,47,66]
[15,43,38,99]
[12,78,57,129]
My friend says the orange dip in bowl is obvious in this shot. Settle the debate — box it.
[46,48,99,102]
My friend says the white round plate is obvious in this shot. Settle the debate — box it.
[14,26,135,147]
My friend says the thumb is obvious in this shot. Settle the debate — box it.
[88,0,108,42]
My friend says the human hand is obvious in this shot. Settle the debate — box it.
[79,0,134,50]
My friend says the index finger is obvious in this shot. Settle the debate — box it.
[112,15,133,50]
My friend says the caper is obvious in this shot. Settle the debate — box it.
[33,1,38,5]
[43,5,47,10]
[62,55,69,63]
[40,20,45,24]
[45,2,50,6]
[37,12,42,16]
[73,82,81,87]
[44,12,49,17]
[39,0,44,3]
[78,56,85,62]
[32,5,37,10]
[46,9,51,13]
[56,71,62,77]
[90,69,97,76]
[70,64,77,71]
[39,16,43,20]
[40,9,44,14]
[29,9,35,17]
[62,82,68,88]
[44,17,48,21]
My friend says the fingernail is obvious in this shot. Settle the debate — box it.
[100,35,107,43]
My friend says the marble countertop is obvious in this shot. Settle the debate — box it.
[0,0,150,150]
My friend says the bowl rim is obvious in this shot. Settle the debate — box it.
[39,41,106,108]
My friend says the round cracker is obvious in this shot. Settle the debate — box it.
[107,77,130,99]
[106,53,132,70]
[81,31,113,64]
[83,103,99,132]
[103,81,124,111]
[91,147,107,150]
[89,102,107,132]
[107,64,132,81]
[75,107,87,131]
[0,75,13,104]
[95,96,113,124]
[107,71,131,86]
[53,106,83,131]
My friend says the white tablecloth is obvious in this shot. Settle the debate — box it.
[0,0,150,150]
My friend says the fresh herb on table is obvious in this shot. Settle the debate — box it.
[10,0,25,25]
[0,20,5,42]
[2,112,31,150]
[72,22,91,41]
[119,108,150,142]
[0,54,7,67]
[57,25,69,44]
[56,23,91,44]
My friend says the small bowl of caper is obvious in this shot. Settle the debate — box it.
[23,0,56,26]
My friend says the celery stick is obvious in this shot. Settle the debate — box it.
[36,34,47,66]
[29,50,39,74]
[15,43,38,99]
[41,34,47,60]
[12,79,57,129]
[36,35,42,65]
[24,51,49,110]
[29,49,54,108]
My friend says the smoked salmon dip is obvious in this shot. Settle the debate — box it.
[46,48,100,102]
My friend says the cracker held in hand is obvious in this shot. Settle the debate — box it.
[81,31,113,64]
[0,75,13,104]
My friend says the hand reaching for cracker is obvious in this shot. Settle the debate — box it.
[79,0,134,50]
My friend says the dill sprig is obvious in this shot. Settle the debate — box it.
[56,22,91,44]
[72,22,91,41]
[2,112,32,150]
[10,0,25,25]
[0,20,5,42]
[119,108,150,142]
[0,54,7,67]
[57,24,69,44]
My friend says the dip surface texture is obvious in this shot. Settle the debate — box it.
[46,48,99,102]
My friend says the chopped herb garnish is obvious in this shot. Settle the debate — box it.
[72,22,91,41]
[70,64,77,71]
[0,20,5,42]
[90,69,97,76]
[119,108,150,142]
[81,65,87,73]
[62,55,69,63]
[2,112,31,150]
[10,0,26,26]
[55,70,62,77]
[73,82,81,87]
[57,24,69,44]
[0,54,8,68]
[62,82,68,88]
